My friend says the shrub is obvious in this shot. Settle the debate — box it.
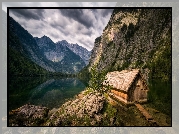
[88,65,110,94]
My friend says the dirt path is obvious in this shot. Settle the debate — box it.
[135,103,158,126]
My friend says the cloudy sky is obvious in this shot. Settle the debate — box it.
[8,8,114,51]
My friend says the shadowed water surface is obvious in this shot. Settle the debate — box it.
[9,77,86,111]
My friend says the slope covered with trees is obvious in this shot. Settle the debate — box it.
[9,31,49,76]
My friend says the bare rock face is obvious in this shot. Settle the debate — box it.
[89,9,171,81]
[46,91,106,126]
[9,104,49,126]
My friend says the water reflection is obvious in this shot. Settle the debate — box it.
[9,77,86,110]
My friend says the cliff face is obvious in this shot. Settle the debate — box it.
[89,9,171,81]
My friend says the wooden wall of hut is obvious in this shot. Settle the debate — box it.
[129,75,148,103]
[111,90,128,101]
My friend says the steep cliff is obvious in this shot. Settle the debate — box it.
[89,9,171,81]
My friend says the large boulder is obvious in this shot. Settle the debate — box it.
[9,104,49,126]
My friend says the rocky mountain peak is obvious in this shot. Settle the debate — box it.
[56,40,68,46]
[63,42,91,65]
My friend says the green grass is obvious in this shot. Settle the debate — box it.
[147,79,171,116]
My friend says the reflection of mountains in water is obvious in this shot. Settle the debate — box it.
[28,78,86,109]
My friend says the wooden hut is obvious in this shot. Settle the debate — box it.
[103,69,149,104]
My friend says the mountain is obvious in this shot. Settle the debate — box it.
[34,35,56,53]
[34,36,86,74]
[9,16,86,74]
[34,36,57,62]
[87,9,171,81]
[9,16,55,75]
[9,16,56,73]
[58,40,91,65]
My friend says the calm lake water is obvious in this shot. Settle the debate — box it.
[9,77,86,111]
[9,77,171,116]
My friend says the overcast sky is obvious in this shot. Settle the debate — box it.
[8,8,114,51]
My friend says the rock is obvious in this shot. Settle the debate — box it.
[88,9,171,81]
[47,91,106,126]
[90,120,97,126]
[9,104,49,126]
[110,117,114,125]
[48,108,58,116]
[94,114,102,122]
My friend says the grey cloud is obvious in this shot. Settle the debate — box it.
[76,25,93,36]
[50,23,67,36]
[49,15,92,37]
[49,32,60,39]
[10,9,45,20]
[49,19,67,30]
[56,25,70,36]
[59,9,94,28]
[82,29,93,36]
[78,38,93,49]
[9,8,113,51]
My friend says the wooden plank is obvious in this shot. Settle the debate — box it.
[135,103,153,120]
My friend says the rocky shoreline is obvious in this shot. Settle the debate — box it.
[9,104,49,126]
[9,89,114,126]
[8,88,171,126]
[46,90,106,126]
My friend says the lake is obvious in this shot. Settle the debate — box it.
[8,77,86,111]
[8,77,171,117]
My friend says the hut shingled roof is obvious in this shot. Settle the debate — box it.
[103,69,140,92]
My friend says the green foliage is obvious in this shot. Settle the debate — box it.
[148,38,171,81]
[135,60,144,68]
[83,87,94,95]
[103,103,117,117]
[77,65,91,85]
[88,65,105,92]
[9,46,48,76]
[121,62,128,70]
[88,65,109,94]
[100,102,122,126]
[147,79,171,116]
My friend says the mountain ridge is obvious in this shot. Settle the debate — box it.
[87,8,171,81]
[9,16,87,74]
[34,36,86,74]
[57,40,91,65]
[9,16,56,73]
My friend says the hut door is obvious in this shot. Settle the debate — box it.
[134,87,140,102]
[134,80,141,102]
